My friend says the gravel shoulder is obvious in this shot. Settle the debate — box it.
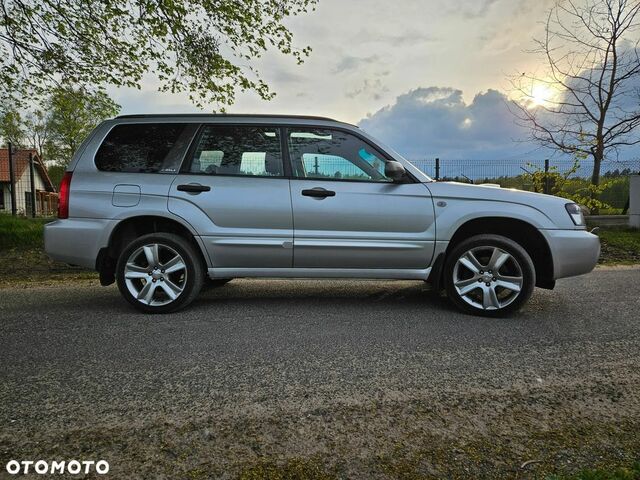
[0,268,639,478]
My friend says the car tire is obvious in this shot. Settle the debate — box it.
[116,232,204,314]
[443,234,535,317]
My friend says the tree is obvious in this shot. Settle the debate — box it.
[25,109,50,160]
[0,0,317,108]
[0,101,25,147]
[1,85,119,171]
[511,0,640,199]
[44,85,120,166]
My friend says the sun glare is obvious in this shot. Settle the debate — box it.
[529,84,554,107]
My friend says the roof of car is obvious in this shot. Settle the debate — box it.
[114,113,356,127]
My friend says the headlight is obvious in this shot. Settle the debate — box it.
[565,203,585,226]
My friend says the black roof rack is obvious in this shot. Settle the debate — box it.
[115,113,353,125]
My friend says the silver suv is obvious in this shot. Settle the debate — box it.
[44,114,600,316]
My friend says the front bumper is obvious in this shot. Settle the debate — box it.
[44,218,116,269]
[541,229,600,280]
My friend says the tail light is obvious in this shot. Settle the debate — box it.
[57,171,73,219]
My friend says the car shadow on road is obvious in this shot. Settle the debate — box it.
[193,279,464,316]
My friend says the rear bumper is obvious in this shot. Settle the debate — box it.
[541,229,600,280]
[44,218,115,269]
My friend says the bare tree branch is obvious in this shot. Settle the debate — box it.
[509,0,640,205]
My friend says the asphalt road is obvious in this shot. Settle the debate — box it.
[1,267,639,478]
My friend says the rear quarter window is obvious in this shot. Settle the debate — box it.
[95,123,197,173]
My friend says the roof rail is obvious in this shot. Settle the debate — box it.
[114,113,351,124]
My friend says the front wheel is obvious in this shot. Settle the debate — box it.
[116,233,204,313]
[443,234,535,317]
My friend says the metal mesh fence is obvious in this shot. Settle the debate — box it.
[1,149,58,217]
[408,158,640,211]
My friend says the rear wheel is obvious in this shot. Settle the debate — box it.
[444,234,535,317]
[116,233,204,313]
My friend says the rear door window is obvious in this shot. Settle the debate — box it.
[187,125,284,177]
[95,123,198,173]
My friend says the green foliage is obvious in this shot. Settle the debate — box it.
[44,85,120,166]
[0,101,25,147]
[522,157,612,212]
[0,0,318,109]
[1,85,119,167]
[47,164,66,190]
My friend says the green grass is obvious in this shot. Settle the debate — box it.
[547,462,640,480]
[0,214,92,284]
[598,228,640,264]
[0,213,50,250]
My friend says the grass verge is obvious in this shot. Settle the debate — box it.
[0,214,94,286]
[0,214,50,250]
[598,228,640,265]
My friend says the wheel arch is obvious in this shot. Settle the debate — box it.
[432,216,554,290]
[96,215,209,286]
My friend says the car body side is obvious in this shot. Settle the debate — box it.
[44,115,600,289]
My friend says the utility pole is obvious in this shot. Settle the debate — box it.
[29,152,37,218]
[7,142,17,216]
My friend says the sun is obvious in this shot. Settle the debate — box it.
[529,83,554,107]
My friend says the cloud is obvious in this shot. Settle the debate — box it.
[359,83,640,161]
[333,55,380,74]
[351,28,439,47]
[359,87,536,159]
[455,0,500,19]
[346,78,390,100]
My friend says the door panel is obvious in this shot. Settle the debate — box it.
[285,126,435,270]
[168,124,293,269]
[168,176,293,268]
[291,180,435,269]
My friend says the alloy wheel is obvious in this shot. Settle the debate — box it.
[452,245,524,311]
[123,243,187,306]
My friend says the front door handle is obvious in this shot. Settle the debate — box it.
[177,183,211,193]
[302,188,336,198]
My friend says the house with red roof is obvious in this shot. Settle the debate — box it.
[0,148,57,215]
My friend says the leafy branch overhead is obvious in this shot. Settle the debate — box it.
[0,0,317,108]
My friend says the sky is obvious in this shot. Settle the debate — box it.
[108,0,639,161]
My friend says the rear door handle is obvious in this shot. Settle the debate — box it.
[302,188,336,198]
[177,183,211,193]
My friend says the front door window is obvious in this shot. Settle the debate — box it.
[287,128,392,182]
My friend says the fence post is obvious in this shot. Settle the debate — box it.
[7,142,17,216]
[29,152,37,218]
[629,175,640,228]
[435,157,440,180]
[543,159,550,195]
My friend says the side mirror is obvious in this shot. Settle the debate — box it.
[385,161,406,182]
